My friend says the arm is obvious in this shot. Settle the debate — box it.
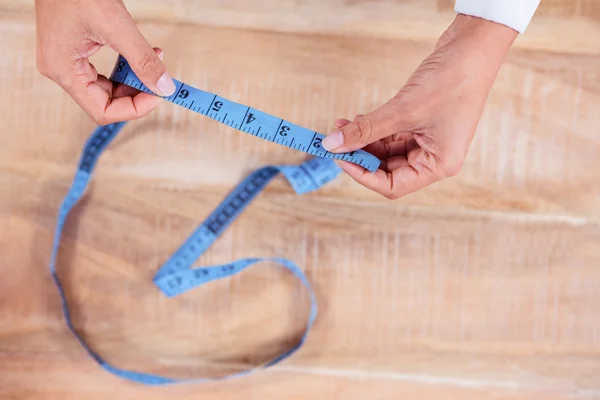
[322,1,542,199]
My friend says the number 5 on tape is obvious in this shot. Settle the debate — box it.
[109,55,381,173]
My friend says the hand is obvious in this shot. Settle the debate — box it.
[34,0,176,125]
[322,15,518,199]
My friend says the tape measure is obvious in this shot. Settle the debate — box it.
[109,55,381,173]
[49,55,379,385]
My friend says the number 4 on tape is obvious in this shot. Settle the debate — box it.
[110,55,381,173]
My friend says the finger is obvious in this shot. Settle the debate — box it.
[336,160,395,197]
[73,57,99,84]
[350,137,414,162]
[94,74,113,94]
[113,82,142,98]
[323,97,412,153]
[388,164,437,198]
[337,157,437,199]
[102,90,163,124]
[361,140,407,160]
[60,47,163,124]
[333,115,392,160]
[380,138,419,159]
[333,114,363,129]
[113,48,164,98]
[61,69,160,125]
[385,156,410,170]
[334,118,351,128]
[385,144,440,197]
[64,78,161,125]
[105,13,175,97]
[97,74,162,119]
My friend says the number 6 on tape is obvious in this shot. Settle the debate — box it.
[109,55,381,173]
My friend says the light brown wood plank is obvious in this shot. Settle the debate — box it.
[1,15,599,218]
[1,353,587,400]
[2,0,600,54]
[1,7,599,400]
[1,171,600,395]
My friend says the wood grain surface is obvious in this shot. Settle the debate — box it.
[1,1,599,399]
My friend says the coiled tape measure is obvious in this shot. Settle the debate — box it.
[49,55,381,385]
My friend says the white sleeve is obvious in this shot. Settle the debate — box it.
[454,0,541,33]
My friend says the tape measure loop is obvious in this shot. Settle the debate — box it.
[50,120,338,385]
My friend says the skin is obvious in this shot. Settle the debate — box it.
[34,0,176,125]
[323,15,518,199]
[35,1,518,199]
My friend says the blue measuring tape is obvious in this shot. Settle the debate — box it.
[49,56,379,385]
[110,55,380,173]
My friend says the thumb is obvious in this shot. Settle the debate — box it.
[107,16,176,97]
[322,97,409,153]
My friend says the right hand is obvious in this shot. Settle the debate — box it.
[34,0,176,125]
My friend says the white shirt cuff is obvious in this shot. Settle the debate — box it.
[454,0,541,33]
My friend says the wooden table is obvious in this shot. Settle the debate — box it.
[1,1,599,398]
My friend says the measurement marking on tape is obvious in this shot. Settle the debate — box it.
[110,56,381,173]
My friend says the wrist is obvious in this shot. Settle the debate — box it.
[439,14,518,65]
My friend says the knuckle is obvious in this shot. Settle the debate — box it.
[91,113,108,125]
[383,193,400,200]
[36,55,51,78]
[382,189,400,200]
[135,52,161,77]
[36,48,62,82]
[348,114,373,143]
[439,158,464,178]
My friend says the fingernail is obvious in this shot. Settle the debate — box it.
[157,50,164,60]
[156,72,176,96]
[322,130,343,151]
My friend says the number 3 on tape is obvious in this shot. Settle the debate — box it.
[110,55,381,173]
[48,56,375,385]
